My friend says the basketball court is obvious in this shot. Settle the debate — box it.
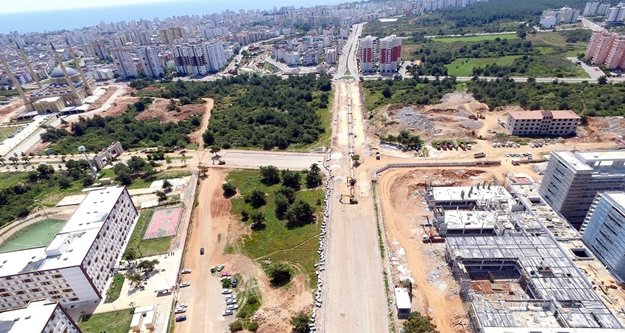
[143,207,183,240]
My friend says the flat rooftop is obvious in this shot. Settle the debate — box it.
[443,210,513,231]
[0,187,125,277]
[429,185,516,207]
[554,151,594,172]
[0,300,58,332]
[604,192,625,211]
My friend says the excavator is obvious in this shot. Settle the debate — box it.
[339,177,358,204]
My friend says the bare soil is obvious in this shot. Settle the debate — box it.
[87,86,116,111]
[136,98,205,123]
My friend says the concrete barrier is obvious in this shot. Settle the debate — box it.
[374,160,502,175]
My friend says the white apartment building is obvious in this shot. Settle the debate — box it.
[0,187,138,311]
[581,192,625,281]
[539,151,625,229]
[607,3,625,23]
[111,48,138,79]
[325,49,337,64]
[0,300,80,333]
[358,35,376,74]
[173,42,228,76]
[137,47,163,79]
[584,1,600,16]
[204,42,228,72]
[506,110,581,136]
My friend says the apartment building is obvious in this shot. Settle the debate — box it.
[358,35,376,74]
[585,31,625,69]
[606,35,625,69]
[539,151,625,229]
[540,7,579,28]
[159,27,185,45]
[173,42,228,76]
[110,48,138,79]
[0,300,81,333]
[506,110,581,136]
[0,187,138,311]
[607,3,625,24]
[583,1,610,16]
[581,192,625,281]
[136,47,164,79]
[379,35,402,73]
[204,42,228,72]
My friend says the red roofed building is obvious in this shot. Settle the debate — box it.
[506,110,581,136]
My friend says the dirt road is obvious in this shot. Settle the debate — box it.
[321,79,389,333]
[189,98,214,146]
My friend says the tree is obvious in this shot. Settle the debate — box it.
[286,200,315,228]
[137,259,159,272]
[260,166,281,185]
[155,190,167,202]
[37,164,55,179]
[305,164,322,188]
[598,75,608,85]
[403,312,439,333]
[58,175,72,189]
[251,211,265,230]
[276,187,296,203]
[241,209,249,221]
[291,313,311,333]
[281,170,301,190]
[202,131,215,147]
[248,189,266,208]
[113,163,133,186]
[123,249,136,262]
[126,273,142,286]
[210,145,222,156]
[382,86,393,98]
[274,194,290,219]
[127,156,148,173]
[162,180,173,193]
[222,182,237,198]
[266,263,292,287]
[167,99,177,111]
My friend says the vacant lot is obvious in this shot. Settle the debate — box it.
[0,126,18,141]
[226,169,323,287]
[447,56,520,76]
[432,33,518,43]
[78,310,133,333]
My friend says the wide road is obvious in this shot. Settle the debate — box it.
[322,20,389,333]
[211,150,324,170]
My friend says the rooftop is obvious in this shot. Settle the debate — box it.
[394,288,411,310]
[429,185,516,208]
[443,210,513,231]
[0,300,59,333]
[0,187,125,277]
[508,110,580,120]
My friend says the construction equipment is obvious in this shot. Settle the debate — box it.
[422,224,444,243]
[339,177,358,204]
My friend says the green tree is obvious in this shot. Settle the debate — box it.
[155,190,167,202]
[305,164,322,188]
[403,312,439,333]
[291,313,311,333]
[137,259,159,272]
[57,175,72,189]
[274,194,290,219]
[248,189,266,208]
[222,182,237,198]
[251,211,265,229]
[276,187,296,203]
[123,249,136,261]
[127,156,148,173]
[598,76,608,85]
[260,166,281,185]
[266,263,292,287]
[202,131,215,147]
[286,200,315,228]
[126,273,142,286]
[37,164,55,179]
[382,86,393,98]
[162,179,173,193]
[281,170,301,190]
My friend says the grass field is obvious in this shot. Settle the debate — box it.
[105,273,125,303]
[0,172,28,189]
[227,170,323,288]
[123,209,172,258]
[0,126,18,141]
[446,56,521,76]
[0,219,65,253]
[431,33,518,43]
[78,310,133,333]
[126,170,192,190]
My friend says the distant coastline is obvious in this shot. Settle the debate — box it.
[0,0,353,33]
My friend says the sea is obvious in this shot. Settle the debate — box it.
[0,0,355,33]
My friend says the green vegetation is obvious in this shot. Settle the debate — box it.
[105,273,125,303]
[41,108,201,154]
[432,33,518,43]
[0,162,92,227]
[362,77,457,113]
[403,312,439,333]
[136,74,332,150]
[226,168,323,288]
[0,88,18,101]
[381,130,423,151]
[409,31,589,77]
[264,262,293,287]
[123,209,171,259]
[291,313,312,333]
[78,309,133,333]
[230,280,261,331]
[468,78,625,116]
[0,126,17,141]
[0,219,65,253]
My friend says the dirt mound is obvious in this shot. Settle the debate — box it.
[135,98,204,123]
[253,274,311,333]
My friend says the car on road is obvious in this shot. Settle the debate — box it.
[179,282,190,288]
[223,309,233,316]
[200,247,205,255]
[177,303,188,308]
[175,315,187,322]
[181,268,192,274]
[221,288,232,294]
[217,264,225,272]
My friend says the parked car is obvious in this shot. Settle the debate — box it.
[175,316,187,322]
[179,282,190,288]
[221,288,232,294]
[223,309,233,316]
[217,265,225,272]
[231,277,238,288]
[175,307,186,314]
[210,266,217,273]
[200,248,205,255]
[227,304,239,310]
[181,268,192,274]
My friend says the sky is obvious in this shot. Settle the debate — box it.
[0,0,176,14]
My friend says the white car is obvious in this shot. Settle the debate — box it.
[221,288,232,295]
[177,303,188,309]
[227,304,239,310]
[175,307,186,314]
[181,268,192,274]
[179,282,190,288]
[226,298,237,305]
[223,309,233,316]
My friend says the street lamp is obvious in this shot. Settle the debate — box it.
[78,146,98,178]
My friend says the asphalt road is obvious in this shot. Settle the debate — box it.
[213,150,324,170]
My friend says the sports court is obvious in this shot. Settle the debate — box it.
[0,219,66,253]
[143,207,183,240]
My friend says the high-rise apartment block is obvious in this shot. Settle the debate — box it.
[137,47,164,78]
[204,42,228,72]
[586,31,625,69]
[539,151,625,229]
[172,42,227,76]
[358,35,376,74]
[159,27,185,44]
[583,1,610,16]
[607,3,625,23]
[111,48,138,79]
[0,300,81,333]
[379,35,402,73]
[91,40,110,60]
[581,192,625,281]
[506,110,581,136]
[0,187,138,311]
